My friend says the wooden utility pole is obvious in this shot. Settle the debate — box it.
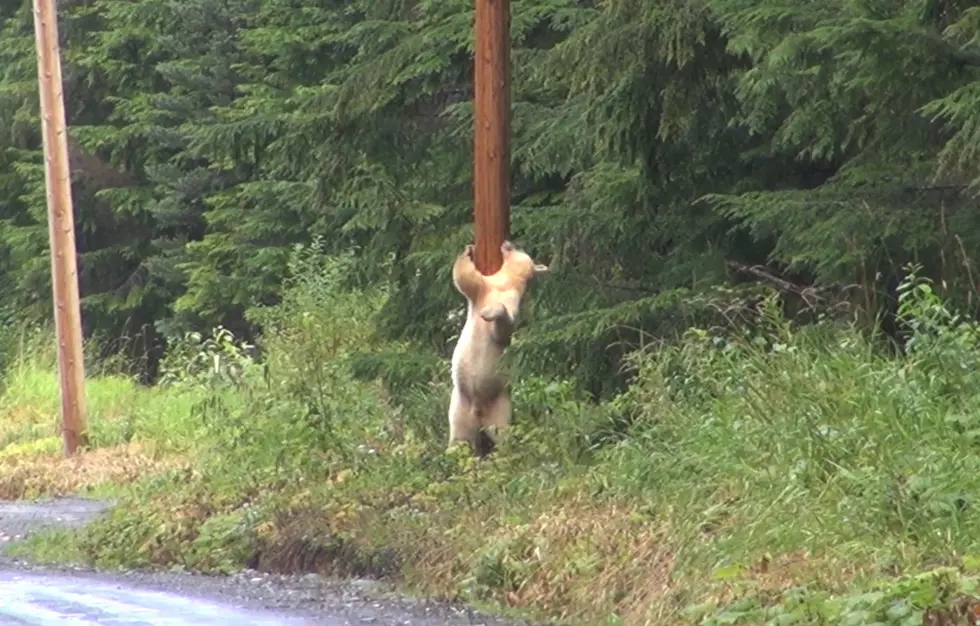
[473,0,511,275]
[32,0,88,456]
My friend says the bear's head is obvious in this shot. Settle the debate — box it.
[499,240,548,288]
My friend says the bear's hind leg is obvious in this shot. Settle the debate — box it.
[473,430,496,457]
[448,386,477,450]
[467,391,511,457]
[482,390,512,430]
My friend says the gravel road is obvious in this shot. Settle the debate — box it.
[0,497,538,626]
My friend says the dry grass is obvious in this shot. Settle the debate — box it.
[445,504,874,625]
[0,443,186,500]
[499,497,677,624]
[253,494,870,625]
[263,495,680,624]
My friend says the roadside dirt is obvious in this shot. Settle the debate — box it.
[0,496,538,625]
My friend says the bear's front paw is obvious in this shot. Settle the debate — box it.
[480,303,506,322]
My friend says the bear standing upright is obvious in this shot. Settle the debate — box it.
[449,240,548,456]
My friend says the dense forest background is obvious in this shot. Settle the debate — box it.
[8,2,980,621]
[2,0,980,393]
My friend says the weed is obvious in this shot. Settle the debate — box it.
[10,252,980,624]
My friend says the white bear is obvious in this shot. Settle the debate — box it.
[448,241,548,456]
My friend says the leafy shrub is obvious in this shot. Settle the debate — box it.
[687,567,980,626]
[156,326,256,390]
[30,261,980,625]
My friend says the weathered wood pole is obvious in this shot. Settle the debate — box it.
[32,0,88,456]
[473,0,511,275]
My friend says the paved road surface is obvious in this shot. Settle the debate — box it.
[0,497,534,626]
[0,570,310,624]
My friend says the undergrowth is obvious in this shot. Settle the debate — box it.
[0,325,194,499]
[6,248,980,625]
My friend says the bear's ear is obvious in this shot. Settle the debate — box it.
[533,263,549,274]
[501,240,515,253]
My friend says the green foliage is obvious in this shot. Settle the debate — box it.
[6,260,980,623]
[6,0,980,395]
[0,325,196,452]
[5,528,88,565]
[593,277,980,566]
[156,326,255,389]
[688,568,980,625]
[11,0,980,620]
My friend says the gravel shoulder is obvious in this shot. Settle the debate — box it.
[0,496,539,626]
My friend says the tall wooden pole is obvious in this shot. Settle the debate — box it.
[32,0,88,457]
[473,0,511,275]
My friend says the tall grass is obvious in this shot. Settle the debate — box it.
[7,252,980,624]
[0,324,215,497]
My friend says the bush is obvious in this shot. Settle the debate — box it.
[17,252,980,624]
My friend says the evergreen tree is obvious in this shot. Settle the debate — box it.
[3,0,980,391]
